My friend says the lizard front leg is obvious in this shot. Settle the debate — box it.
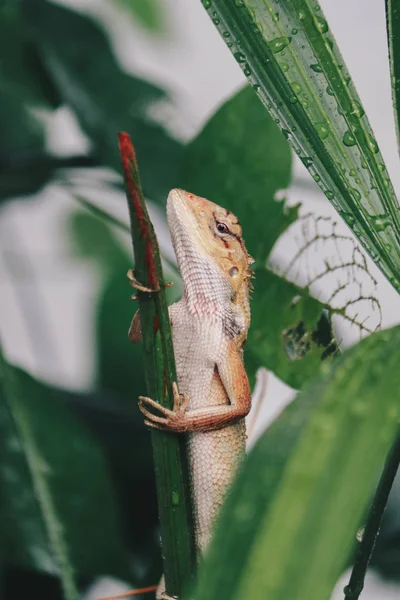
[139,347,251,433]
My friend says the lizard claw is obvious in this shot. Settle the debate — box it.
[127,269,159,293]
[138,383,191,432]
[127,269,173,294]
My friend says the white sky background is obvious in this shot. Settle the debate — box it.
[0,1,399,597]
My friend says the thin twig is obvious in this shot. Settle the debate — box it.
[344,431,400,599]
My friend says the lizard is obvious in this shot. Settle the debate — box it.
[129,188,254,599]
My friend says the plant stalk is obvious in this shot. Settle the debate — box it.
[344,431,400,599]
[118,132,196,599]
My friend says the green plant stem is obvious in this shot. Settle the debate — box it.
[344,431,400,599]
[118,132,196,599]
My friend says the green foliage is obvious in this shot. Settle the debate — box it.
[1,1,400,598]
[23,0,182,202]
[182,86,293,264]
[201,0,400,291]
[248,269,337,390]
[0,353,129,598]
[195,326,400,600]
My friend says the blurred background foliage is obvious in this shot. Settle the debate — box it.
[0,0,399,598]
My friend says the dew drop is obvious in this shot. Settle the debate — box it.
[326,85,334,96]
[378,163,385,172]
[350,188,361,201]
[269,36,292,54]
[243,63,252,76]
[343,130,356,147]
[234,52,246,63]
[281,62,289,72]
[212,17,220,25]
[253,83,260,92]
[366,133,379,154]
[301,156,313,168]
[289,95,298,104]
[325,190,334,200]
[313,173,321,182]
[298,10,306,21]
[235,0,244,6]
[314,16,328,33]
[349,168,357,177]
[291,28,298,35]
[310,63,323,73]
[202,0,212,7]
[350,101,365,118]
[316,122,329,139]
[371,214,391,232]
[291,81,302,94]
[301,100,309,108]
[223,31,230,38]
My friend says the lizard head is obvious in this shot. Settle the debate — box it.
[167,189,253,310]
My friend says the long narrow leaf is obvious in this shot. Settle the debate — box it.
[386,0,400,154]
[200,0,400,291]
[194,325,400,600]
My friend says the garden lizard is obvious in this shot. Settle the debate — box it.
[129,189,253,598]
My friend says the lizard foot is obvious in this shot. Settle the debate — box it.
[127,269,173,300]
[138,382,191,432]
[127,269,158,294]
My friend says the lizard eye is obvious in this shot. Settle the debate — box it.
[216,222,230,234]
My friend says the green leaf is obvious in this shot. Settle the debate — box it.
[0,91,49,201]
[116,0,164,32]
[24,0,183,201]
[182,85,293,264]
[0,354,130,593]
[0,0,61,108]
[200,1,400,292]
[386,0,400,154]
[247,269,337,390]
[194,325,400,600]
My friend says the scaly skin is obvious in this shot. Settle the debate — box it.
[130,189,253,596]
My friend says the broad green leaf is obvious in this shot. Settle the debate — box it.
[24,0,183,202]
[247,269,337,390]
[195,325,400,600]
[200,1,400,292]
[0,353,129,594]
[182,86,293,264]
[386,0,400,154]
[0,0,60,108]
[0,91,49,201]
[116,0,163,32]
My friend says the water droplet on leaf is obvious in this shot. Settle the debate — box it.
[343,130,356,146]
[366,133,379,153]
[316,122,329,139]
[269,36,292,53]
[314,16,328,33]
